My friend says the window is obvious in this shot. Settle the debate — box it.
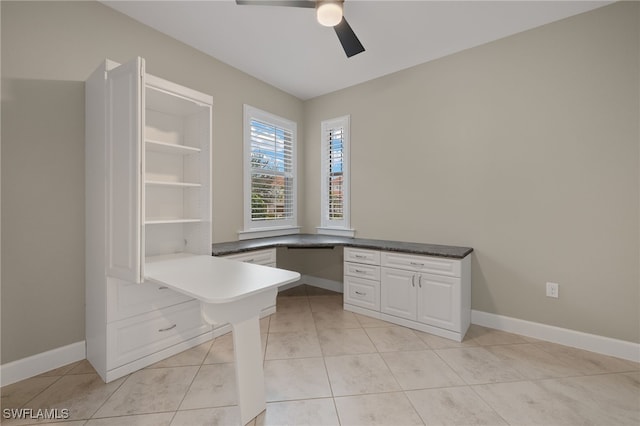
[241,105,299,239]
[318,115,354,237]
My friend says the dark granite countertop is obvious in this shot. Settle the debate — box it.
[212,234,473,259]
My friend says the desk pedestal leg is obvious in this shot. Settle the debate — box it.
[231,315,265,425]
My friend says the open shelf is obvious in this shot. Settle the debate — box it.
[146,139,201,155]
[145,180,202,188]
[145,218,203,225]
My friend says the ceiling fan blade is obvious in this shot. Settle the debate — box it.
[334,17,365,58]
[236,0,315,8]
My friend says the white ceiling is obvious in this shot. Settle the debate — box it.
[102,0,611,100]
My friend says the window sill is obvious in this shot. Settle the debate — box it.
[316,227,355,238]
[238,226,301,241]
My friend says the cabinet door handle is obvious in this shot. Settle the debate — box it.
[158,324,177,332]
[418,275,422,288]
[410,261,424,267]
[355,291,366,296]
[411,275,416,287]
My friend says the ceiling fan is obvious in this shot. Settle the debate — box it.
[236,0,365,58]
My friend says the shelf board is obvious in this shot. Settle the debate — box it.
[146,180,202,188]
[146,139,201,155]
[145,218,203,225]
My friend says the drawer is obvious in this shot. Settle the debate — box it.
[107,277,193,322]
[344,262,381,281]
[107,300,211,369]
[381,251,461,277]
[344,247,380,266]
[344,276,380,311]
[221,248,276,266]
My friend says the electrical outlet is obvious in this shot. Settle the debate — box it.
[546,282,559,298]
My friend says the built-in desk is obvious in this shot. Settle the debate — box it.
[145,254,300,425]
[213,234,474,342]
[212,234,473,258]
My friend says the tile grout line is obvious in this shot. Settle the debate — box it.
[85,371,132,421]
[310,293,342,426]
[466,382,513,426]
[169,340,213,424]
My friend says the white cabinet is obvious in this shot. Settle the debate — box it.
[221,248,277,268]
[343,248,381,311]
[86,57,214,382]
[344,248,471,342]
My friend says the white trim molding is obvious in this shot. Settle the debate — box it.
[472,310,640,363]
[0,341,86,387]
[243,105,298,234]
[320,115,351,233]
[301,275,343,293]
[277,275,343,294]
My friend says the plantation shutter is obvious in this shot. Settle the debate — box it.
[250,119,294,222]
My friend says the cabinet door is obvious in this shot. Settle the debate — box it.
[106,57,144,283]
[380,267,416,320]
[417,273,461,332]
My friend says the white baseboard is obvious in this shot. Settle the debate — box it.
[1,341,86,387]
[299,275,343,293]
[278,278,302,292]
[278,275,343,294]
[472,310,640,363]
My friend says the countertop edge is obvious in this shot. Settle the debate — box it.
[211,235,474,259]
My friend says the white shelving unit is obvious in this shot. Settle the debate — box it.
[85,57,214,382]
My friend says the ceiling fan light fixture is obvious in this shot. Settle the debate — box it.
[317,1,343,27]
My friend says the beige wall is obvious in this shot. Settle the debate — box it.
[1,1,303,363]
[1,1,638,365]
[277,247,343,282]
[303,2,639,343]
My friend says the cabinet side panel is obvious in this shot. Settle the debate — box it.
[106,59,142,282]
[85,63,108,379]
[461,255,471,335]
[197,107,212,251]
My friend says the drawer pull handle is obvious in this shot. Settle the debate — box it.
[245,259,255,263]
[354,254,367,259]
[354,269,366,273]
[355,291,366,296]
[410,262,425,267]
[158,324,177,332]
[158,286,169,290]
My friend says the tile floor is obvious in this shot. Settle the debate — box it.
[2,284,639,426]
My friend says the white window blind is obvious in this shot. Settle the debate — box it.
[325,126,345,221]
[250,119,294,221]
[242,105,298,238]
[319,115,353,236]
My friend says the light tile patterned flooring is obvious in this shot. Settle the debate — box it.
[2,284,639,425]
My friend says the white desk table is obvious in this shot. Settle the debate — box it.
[145,254,300,425]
